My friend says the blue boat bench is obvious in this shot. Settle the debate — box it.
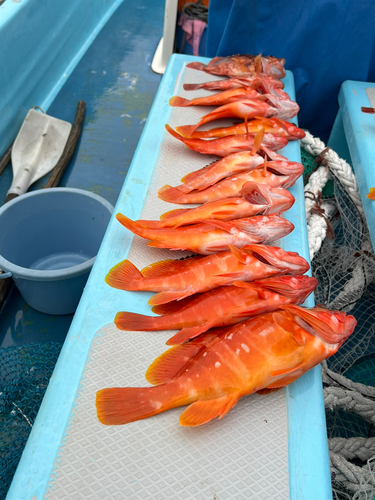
[328,80,375,250]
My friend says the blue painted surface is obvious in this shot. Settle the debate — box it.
[0,0,127,158]
[7,54,331,500]
[331,81,375,250]
[0,0,164,349]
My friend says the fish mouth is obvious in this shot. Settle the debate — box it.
[280,304,357,345]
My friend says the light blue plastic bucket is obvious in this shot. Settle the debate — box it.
[0,188,113,315]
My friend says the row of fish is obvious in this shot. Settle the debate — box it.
[96,54,356,428]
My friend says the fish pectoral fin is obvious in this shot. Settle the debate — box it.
[179,392,242,427]
[166,324,210,346]
[271,362,304,377]
[204,220,235,233]
[148,290,195,306]
[272,311,306,346]
[267,362,305,389]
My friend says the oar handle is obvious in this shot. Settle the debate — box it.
[5,192,18,204]
[0,141,13,178]
[44,100,86,189]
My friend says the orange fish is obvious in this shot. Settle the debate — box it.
[183,75,285,92]
[367,188,375,199]
[177,151,265,193]
[115,275,318,345]
[105,243,310,305]
[137,182,294,229]
[179,99,277,135]
[96,305,356,426]
[176,117,305,141]
[165,125,288,156]
[174,152,302,193]
[158,168,298,205]
[169,87,262,107]
[186,54,286,79]
[115,213,294,255]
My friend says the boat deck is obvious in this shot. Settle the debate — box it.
[0,0,164,348]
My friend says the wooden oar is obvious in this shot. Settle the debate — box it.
[0,100,86,312]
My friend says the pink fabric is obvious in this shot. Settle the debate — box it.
[178,15,206,56]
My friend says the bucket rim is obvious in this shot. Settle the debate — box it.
[0,187,113,281]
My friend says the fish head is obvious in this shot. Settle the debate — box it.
[242,244,310,275]
[240,182,295,214]
[266,161,304,188]
[254,275,318,302]
[280,304,357,348]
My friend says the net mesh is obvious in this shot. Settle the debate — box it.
[0,342,62,500]
[305,147,375,500]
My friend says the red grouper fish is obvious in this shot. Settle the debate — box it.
[186,54,286,79]
[165,125,288,156]
[172,151,303,194]
[176,117,305,141]
[137,182,295,229]
[96,305,356,426]
[158,163,303,205]
[175,100,279,137]
[105,243,310,305]
[169,87,263,107]
[176,98,299,137]
[115,213,294,255]
[183,75,285,92]
[115,275,318,345]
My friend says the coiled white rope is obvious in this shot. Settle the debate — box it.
[302,133,375,498]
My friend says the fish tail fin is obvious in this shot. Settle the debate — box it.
[105,260,143,290]
[165,124,186,143]
[183,83,201,91]
[368,188,375,200]
[116,213,145,237]
[96,385,176,425]
[115,311,163,331]
[175,125,197,138]
[158,184,186,203]
[170,96,190,107]
[186,62,206,71]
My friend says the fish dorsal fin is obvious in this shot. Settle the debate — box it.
[146,331,220,384]
[272,311,306,346]
[250,127,265,155]
[141,256,203,278]
[179,392,242,426]
[146,343,203,385]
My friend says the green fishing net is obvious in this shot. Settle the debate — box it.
[0,342,62,500]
